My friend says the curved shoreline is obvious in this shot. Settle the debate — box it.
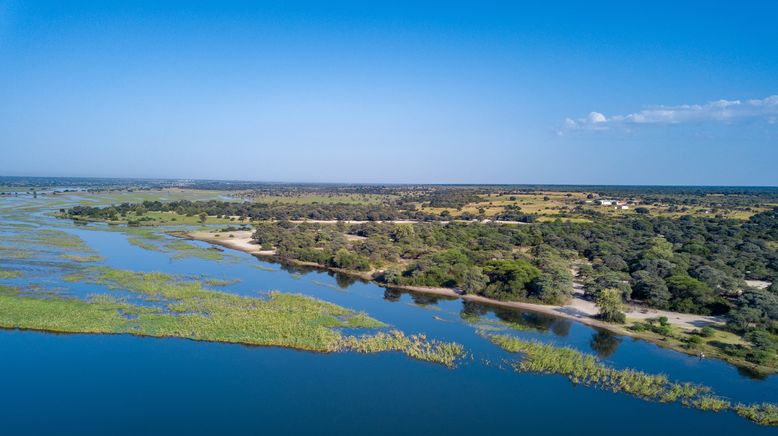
[177,229,775,375]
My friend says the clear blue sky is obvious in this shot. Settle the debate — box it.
[1,1,777,185]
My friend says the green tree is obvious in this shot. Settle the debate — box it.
[585,269,632,300]
[595,288,626,323]
[644,237,674,260]
[728,289,778,331]
[198,212,207,224]
[665,274,724,315]
[481,259,541,300]
[460,266,488,294]
[631,270,671,309]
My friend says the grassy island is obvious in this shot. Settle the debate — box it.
[0,267,464,366]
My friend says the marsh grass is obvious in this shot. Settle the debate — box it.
[128,236,232,261]
[128,237,164,251]
[692,396,732,412]
[0,270,22,279]
[337,330,464,367]
[489,335,777,427]
[0,246,34,259]
[0,266,463,366]
[4,229,93,252]
[63,273,88,282]
[204,278,240,287]
[61,254,103,263]
[735,403,778,426]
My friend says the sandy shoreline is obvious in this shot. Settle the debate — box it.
[180,230,276,256]
[180,230,724,336]
[173,229,778,373]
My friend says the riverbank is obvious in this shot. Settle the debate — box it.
[180,229,775,375]
[180,230,719,330]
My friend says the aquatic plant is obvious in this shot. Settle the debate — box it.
[128,236,231,261]
[691,396,731,412]
[735,403,778,426]
[0,246,34,259]
[63,273,88,282]
[3,229,93,252]
[128,237,164,252]
[490,335,672,400]
[0,270,22,279]
[204,278,240,287]
[0,266,462,366]
[61,254,103,263]
[488,335,778,427]
[337,330,464,367]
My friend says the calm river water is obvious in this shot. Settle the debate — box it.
[0,193,776,435]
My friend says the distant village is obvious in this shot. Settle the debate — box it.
[586,198,631,210]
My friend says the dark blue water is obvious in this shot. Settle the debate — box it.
[1,194,776,435]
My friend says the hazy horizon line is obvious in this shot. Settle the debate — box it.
[1,174,777,189]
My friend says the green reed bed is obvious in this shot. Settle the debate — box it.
[0,246,34,259]
[0,266,463,366]
[693,396,732,412]
[735,403,778,426]
[204,278,240,287]
[128,236,232,261]
[128,237,163,252]
[489,335,777,427]
[4,229,93,252]
[60,254,103,263]
[337,330,464,367]
[0,270,22,279]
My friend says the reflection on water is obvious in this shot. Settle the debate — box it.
[460,300,573,338]
[737,365,770,380]
[383,287,458,306]
[278,262,369,289]
[1,192,777,436]
[590,330,623,358]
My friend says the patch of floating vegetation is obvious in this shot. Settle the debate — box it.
[3,229,93,252]
[337,330,464,367]
[60,254,103,263]
[735,403,778,426]
[0,246,35,259]
[488,335,778,427]
[169,246,226,261]
[0,222,37,229]
[63,273,88,283]
[203,278,240,287]
[0,266,464,366]
[0,270,22,279]
[128,237,163,252]
[252,264,276,272]
[128,235,234,261]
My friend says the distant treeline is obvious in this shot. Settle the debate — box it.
[66,200,442,221]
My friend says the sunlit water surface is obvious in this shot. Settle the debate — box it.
[0,193,776,435]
